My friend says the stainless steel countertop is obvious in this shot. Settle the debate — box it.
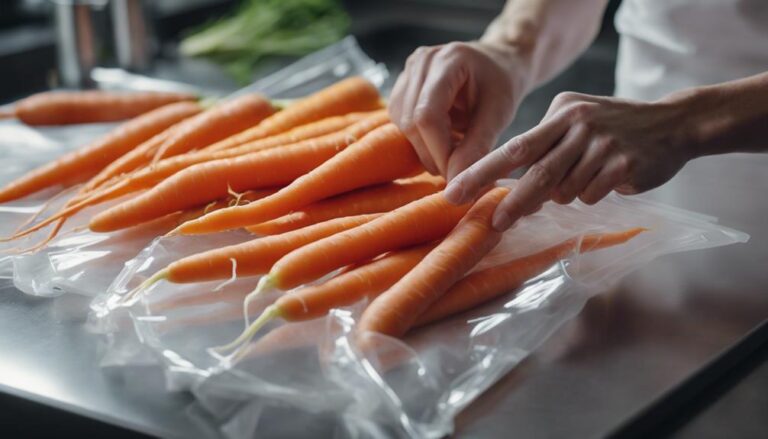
[1,143,765,439]
[455,152,768,437]
[1,20,767,438]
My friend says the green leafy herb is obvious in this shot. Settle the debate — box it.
[180,0,350,83]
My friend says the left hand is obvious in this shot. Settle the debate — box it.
[444,91,696,230]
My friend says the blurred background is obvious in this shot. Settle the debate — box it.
[1,0,623,143]
[1,0,621,103]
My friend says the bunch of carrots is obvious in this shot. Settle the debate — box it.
[0,77,645,356]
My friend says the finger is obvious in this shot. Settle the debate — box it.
[445,131,495,183]
[400,49,440,175]
[387,49,422,124]
[413,54,467,176]
[387,71,409,123]
[542,92,602,122]
[445,110,571,204]
[579,156,631,205]
[490,124,588,230]
[553,137,612,204]
[445,88,511,181]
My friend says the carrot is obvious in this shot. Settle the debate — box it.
[218,243,437,352]
[202,110,372,153]
[257,191,472,293]
[6,90,197,126]
[80,126,174,193]
[204,76,382,151]
[246,173,446,235]
[415,228,647,327]
[88,112,390,233]
[176,188,279,224]
[151,93,275,162]
[141,213,381,287]
[357,187,511,338]
[93,110,389,199]
[0,101,202,204]
[83,95,280,193]
[11,112,388,239]
[176,123,423,235]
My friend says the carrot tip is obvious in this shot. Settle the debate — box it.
[254,275,276,295]
[124,269,168,303]
[208,304,281,360]
[165,226,183,237]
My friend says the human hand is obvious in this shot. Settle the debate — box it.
[445,91,696,230]
[388,41,530,179]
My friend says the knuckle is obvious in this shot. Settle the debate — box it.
[593,135,617,156]
[579,192,598,205]
[573,120,594,136]
[554,182,574,200]
[614,154,634,176]
[500,135,529,163]
[406,47,428,64]
[444,41,468,54]
[412,107,436,129]
[565,102,596,122]
[399,116,418,136]
[552,91,579,108]
[526,163,554,189]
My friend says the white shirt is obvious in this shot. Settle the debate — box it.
[614,0,768,101]
[613,0,768,215]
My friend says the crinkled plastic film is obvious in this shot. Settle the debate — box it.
[0,36,387,298]
[0,38,749,438]
[90,185,747,438]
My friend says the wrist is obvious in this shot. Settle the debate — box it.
[657,86,725,159]
[480,15,540,97]
[475,39,535,106]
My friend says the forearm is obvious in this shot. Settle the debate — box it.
[664,71,768,157]
[481,0,610,92]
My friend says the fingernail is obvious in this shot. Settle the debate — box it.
[492,211,513,231]
[444,181,465,204]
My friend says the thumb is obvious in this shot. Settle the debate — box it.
[445,119,502,182]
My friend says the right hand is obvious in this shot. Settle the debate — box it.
[388,41,530,180]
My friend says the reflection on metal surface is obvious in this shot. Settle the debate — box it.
[111,0,154,71]
[455,152,768,438]
[0,356,64,401]
[50,250,109,271]
[52,0,109,88]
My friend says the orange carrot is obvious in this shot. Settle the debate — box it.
[415,228,647,326]
[176,123,423,235]
[357,187,511,338]
[89,109,389,200]
[258,191,472,292]
[280,244,434,321]
[81,126,174,193]
[232,243,436,347]
[7,90,197,126]
[142,213,381,287]
[202,110,371,152]
[247,173,446,235]
[84,96,288,193]
[151,93,275,162]
[176,188,279,224]
[0,101,202,204]
[88,113,390,233]
[12,112,387,239]
[205,76,382,151]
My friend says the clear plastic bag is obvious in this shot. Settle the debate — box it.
[89,186,747,438]
[0,36,387,299]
